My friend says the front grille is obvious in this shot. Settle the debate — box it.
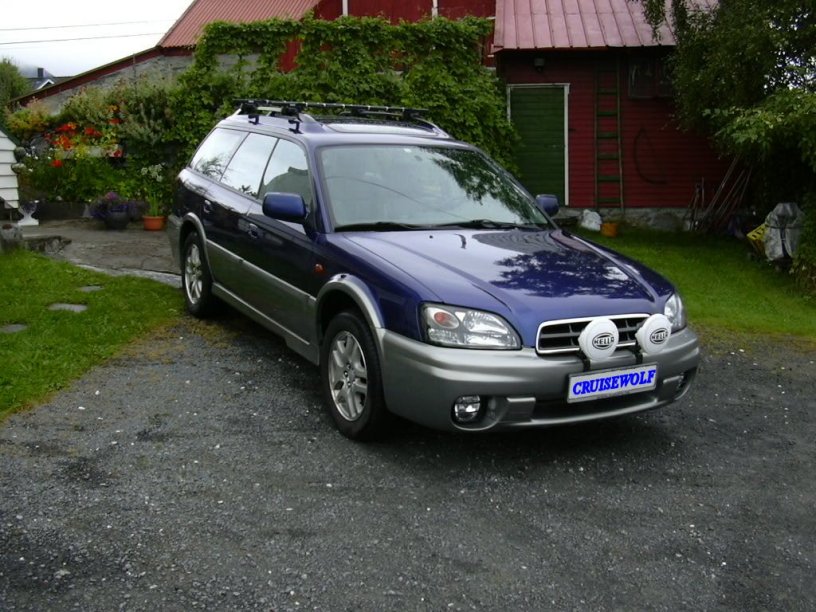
[536,314,649,355]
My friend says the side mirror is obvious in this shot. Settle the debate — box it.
[535,194,559,217]
[262,192,307,223]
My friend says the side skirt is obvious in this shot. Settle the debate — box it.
[212,283,320,365]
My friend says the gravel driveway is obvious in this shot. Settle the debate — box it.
[1,314,815,611]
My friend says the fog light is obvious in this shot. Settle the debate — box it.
[452,395,482,423]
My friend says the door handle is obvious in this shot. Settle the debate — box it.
[202,199,214,214]
[247,223,261,239]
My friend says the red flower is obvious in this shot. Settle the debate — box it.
[109,117,122,125]
[53,134,73,149]
[51,159,63,168]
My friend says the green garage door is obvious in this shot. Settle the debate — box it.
[509,86,566,206]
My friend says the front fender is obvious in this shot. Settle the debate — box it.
[316,274,385,340]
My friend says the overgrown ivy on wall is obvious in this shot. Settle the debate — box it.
[178,15,517,167]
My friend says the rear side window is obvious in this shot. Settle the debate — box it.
[190,128,245,179]
[221,133,278,198]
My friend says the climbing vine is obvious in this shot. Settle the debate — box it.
[184,15,517,166]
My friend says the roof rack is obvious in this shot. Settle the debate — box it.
[233,99,441,134]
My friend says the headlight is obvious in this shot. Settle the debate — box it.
[422,304,520,349]
[664,293,687,332]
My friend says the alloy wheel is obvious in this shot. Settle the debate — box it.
[184,242,203,304]
[327,330,368,421]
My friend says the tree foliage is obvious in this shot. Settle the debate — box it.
[0,59,30,128]
[637,0,816,289]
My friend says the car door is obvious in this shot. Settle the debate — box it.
[185,128,251,291]
[211,132,281,296]
[237,137,319,343]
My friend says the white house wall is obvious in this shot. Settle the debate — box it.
[0,129,19,209]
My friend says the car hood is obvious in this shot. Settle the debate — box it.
[339,228,674,337]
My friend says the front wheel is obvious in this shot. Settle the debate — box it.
[320,311,392,440]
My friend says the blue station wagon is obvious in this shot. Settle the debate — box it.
[169,100,699,440]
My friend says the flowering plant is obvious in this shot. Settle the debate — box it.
[139,163,171,216]
[89,191,143,220]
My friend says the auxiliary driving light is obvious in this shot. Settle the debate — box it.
[635,313,672,355]
[577,317,619,360]
[452,395,482,424]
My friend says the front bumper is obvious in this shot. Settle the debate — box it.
[379,327,699,432]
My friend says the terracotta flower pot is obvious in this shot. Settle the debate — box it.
[600,222,619,238]
[142,215,167,231]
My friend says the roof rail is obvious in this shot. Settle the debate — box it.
[233,99,444,135]
[235,99,429,121]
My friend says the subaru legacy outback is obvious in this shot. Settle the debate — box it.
[169,100,698,440]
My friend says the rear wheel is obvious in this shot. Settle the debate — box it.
[320,311,391,440]
[181,232,219,317]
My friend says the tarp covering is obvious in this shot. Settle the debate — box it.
[764,202,804,262]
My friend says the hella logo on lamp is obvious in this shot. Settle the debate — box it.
[592,333,615,350]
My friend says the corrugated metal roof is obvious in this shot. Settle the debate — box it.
[494,0,716,50]
[160,0,321,48]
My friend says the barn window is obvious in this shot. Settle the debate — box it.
[628,58,672,98]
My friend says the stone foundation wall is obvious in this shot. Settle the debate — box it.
[33,56,193,113]
[554,207,688,232]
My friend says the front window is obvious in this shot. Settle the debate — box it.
[261,139,312,206]
[318,145,551,230]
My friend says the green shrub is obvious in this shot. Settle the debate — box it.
[794,191,816,292]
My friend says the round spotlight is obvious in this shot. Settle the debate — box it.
[635,314,672,355]
[578,318,619,360]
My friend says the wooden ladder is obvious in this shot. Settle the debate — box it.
[594,59,624,209]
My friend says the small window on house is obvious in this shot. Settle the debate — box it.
[656,62,673,97]
[628,58,672,99]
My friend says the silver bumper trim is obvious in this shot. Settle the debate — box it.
[379,327,699,431]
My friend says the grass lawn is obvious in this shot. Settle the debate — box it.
[0,250,182,419]
[576,226,816,341]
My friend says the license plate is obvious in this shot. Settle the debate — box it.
[567,364,658,403]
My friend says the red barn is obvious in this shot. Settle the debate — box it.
[493,0,728,213]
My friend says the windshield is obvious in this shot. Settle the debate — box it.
[318,145,552,230]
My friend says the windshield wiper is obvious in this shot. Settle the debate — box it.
[334,221,429,232]
[432,219,536,230]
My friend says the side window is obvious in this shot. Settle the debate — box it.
[260,139,312,206]
[190,128,245,179]
[221,133,278,198]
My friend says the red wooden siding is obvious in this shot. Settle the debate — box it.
[315,0,494,20]
[439,0,495,18]
[499,50,730,209]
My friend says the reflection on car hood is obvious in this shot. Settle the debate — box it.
[341,228,674,330]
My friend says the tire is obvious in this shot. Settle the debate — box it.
[320,310,392,440]
[181,232,219,317]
